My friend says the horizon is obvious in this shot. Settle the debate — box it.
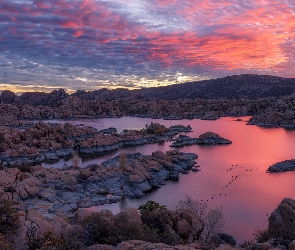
[1,73,294,95]
[1,1,295,91]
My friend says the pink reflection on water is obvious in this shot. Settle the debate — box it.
[42,116,295,243]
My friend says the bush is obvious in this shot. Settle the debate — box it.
[24,223,85,250]
[81,211,146,246]
[177,195,208,218]
[0,195,19,236]
[81,212,115,245]
[202,208,225,242]
[140,206,177,245]
[138,200,167,214]
[112,211,146,243]
[0,233,13,250]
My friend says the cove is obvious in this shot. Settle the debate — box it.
[41,116,295,243]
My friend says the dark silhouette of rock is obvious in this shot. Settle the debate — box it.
[0,90,16,104]
[267,159,295,172]
[170,132,232,147]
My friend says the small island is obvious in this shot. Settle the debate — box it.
[170,132,232,147]
[267,159,295,172]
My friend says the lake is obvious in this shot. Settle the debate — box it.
[42,116,295,243]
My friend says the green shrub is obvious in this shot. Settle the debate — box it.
[138,200,166,214]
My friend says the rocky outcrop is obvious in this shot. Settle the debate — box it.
[101,240,203,250]
[267,159,295,172]
[211,233,236,247]
[247,111,295,128]
[0,122,192,166]
[168,125,192,132]
[268,198,295,241]
[197,132,232,145]
[0,150,197,218]
[170,132,232,147]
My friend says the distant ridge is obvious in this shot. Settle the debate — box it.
[1,74,295,105]
[73,74,295,100]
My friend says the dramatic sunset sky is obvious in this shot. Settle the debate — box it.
[1,0,295,92]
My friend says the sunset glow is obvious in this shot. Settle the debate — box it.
[1,0,295,91]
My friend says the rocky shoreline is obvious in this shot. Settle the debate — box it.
[0,150,197,219]
[0,122,191,167]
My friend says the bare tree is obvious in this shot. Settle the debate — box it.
[71,151,80,168]
[203,208,225,242]
[176,195,224,242]
[118,153,129,175]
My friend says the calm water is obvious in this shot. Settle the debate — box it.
[42,117,295,243]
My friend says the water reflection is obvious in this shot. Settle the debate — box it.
[41,116,295,243]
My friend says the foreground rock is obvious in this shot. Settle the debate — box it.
[170,132,232,147]
[267,159,295,172]
[263,198,295,248]
[0,150,197,218]
[89,240,203,250]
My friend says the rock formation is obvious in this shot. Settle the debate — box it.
[0,150,197,218]
[267,159,295,172]
[170,132,232,147]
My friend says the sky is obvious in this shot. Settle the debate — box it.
[1,0,295,92]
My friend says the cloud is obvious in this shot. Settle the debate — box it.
[1,0,295,91]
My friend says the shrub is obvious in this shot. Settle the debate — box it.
[113,211,146,243]
[202,208,225,242]
[81,209,158,246]
[24,223,85,250]
[138,200,167,214]
[0,233,13,250]
[18,164,33,173]
[81,212,115,245]
[177,195,207,218]
[0,195,19,236]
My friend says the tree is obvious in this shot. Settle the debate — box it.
[118,153,129,174]
[177,195,207,219]
[176,195,224,242]
[71,151,80,168]
[202,208,225,242]
[0,195,19,236]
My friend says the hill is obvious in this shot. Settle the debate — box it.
[73,74,295,101]
[1,74,295,106]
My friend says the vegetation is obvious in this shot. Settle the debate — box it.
[0,195,20,236]
[138,200,167,214]
[176,195,224,242]
[24,222,85,250]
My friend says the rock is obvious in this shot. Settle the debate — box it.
[87,244,115,250]
[197,132,232,145]
[177,219,191,239]
[252,243,273,250]
[25,208,53,235]
[75,208,93,222]
[169,125,192,132]
[288,240,295,250]
[268,198,295,241]
[115,207,142,225]
[170,135,198,147]
[268,159,295,172]
[170,132,231,147]
[217,233,236,247]
[216,245,235,250]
